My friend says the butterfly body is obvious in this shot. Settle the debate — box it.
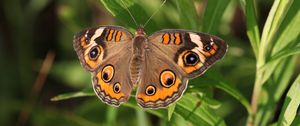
[74,25,227,109]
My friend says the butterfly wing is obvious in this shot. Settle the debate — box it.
[136,30,227,108]
[73,26,134,106]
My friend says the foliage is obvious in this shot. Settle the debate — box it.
[0,0,299,126]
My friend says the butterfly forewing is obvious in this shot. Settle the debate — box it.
[148,30,228,78]
[73,26,133,72]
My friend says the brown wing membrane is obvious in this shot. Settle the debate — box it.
[73,26,133,72]
[147,29,228,78]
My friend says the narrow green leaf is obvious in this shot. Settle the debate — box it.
[256,57,297,125]
[258,0,293,67]
[245,0,260,57]
[202,0,230,34]
[175,0,198,30]
[51,87,94,101]
[193,74,252,114]
[168,103,176,121]
[277,75,300,126]
[272,0,300,54]
[214,80,252,114]
[261,44,300,73]
[291,116,300,126]
[256,1,300,85]
[175,94,226,126]
[99,0,159,32]
[136,109,150,126]
[100,0,136,28]
[106,106,118,126]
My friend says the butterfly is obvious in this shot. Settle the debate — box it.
[73,25,228,109]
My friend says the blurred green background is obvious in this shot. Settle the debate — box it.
[0,0,299,126]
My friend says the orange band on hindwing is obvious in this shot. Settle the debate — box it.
[162,33,171,44]
[137,76,182,102]
[95,68,125,99]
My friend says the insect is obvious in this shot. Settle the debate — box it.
[73,0,228,109]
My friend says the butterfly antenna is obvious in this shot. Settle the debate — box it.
[143,0,167,28]
[120,0,138,27]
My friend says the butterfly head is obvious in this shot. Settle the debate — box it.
[136,26,146,36]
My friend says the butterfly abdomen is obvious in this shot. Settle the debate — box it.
[130,54,144,85]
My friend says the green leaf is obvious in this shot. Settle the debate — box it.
[168,103,176,121]
[215,81,251,114]
[136,109,150,126]
[192,73,252,114]
[51,87,94,101]
[175,0,198,30]
[99,0,159,32]
[244,0,260,57]
[175,94,226,126]
[272,0,300,54]
[202,0,230,34]
[277,75,300,126]
[106,106,118,126]
[250,1,298,124]
[256,57,297,125]
[261,44,300,73]
[291,116,300,126]
[258,0,293,67]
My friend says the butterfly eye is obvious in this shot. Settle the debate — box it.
[160,70,176,88]
[101,65,114,82]
[89,46,100,60]
[183,51,199,66]
[113,83,121,93]
[145,85,156,96]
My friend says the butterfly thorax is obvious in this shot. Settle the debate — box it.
[130,28,149,86]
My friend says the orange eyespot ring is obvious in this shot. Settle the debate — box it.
[145,85,156,96]
[89,46,101,60]
[183,51,199,66]
[113,82,121,93]
[160,70,176,88]
[101,65,114,82]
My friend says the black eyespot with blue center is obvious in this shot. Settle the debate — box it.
[89,46,100,60]
[184,51,199,65]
